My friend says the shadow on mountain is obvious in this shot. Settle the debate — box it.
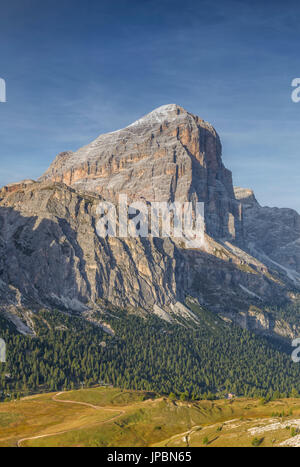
[0,205,90,312]
[0,200,293,321]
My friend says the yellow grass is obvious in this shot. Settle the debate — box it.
[1,387,300,447]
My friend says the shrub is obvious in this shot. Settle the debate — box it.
[251,437,264,447]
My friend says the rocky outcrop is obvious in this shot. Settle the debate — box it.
[234,187,259,206]
[0,180,35,198]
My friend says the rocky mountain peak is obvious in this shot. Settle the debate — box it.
[127,103,186,126]
[40,104,242,241]
[234,187,259,206]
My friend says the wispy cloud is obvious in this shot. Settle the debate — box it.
[0,0,300,212]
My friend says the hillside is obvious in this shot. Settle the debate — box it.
[1,302,300,401]
[1,386,300,447]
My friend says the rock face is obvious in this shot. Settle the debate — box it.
[0,180,299,340]
[0,104,300,341]
[40,104,243,241]
[0,180,35,197]
[235,187,300,283]
[0,183,179,313]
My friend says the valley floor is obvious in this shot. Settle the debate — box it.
[1,387,300,447]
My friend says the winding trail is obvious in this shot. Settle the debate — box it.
[17,392,125,447]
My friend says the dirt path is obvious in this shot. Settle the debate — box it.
[52,392,126,414]
[152,425,202,447]
[17,392,125,447]
[153,418,244,447]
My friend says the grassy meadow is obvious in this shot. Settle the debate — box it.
[1,386,300,447]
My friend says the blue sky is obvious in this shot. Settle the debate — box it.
[0,0,300,211]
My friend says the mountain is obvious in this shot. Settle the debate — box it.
[40,104,243,241]
[1,104,300,343]
[235,187,300,282]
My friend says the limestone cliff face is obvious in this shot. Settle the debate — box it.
[0,181,298,340]
[0,183,180,313]
[235,187,300,282]
[40,104,242,241]
[0,180,35,197]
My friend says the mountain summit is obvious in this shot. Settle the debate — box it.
[41,104,242,241]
